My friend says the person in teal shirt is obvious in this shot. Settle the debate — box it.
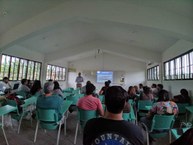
[36,81,64,120]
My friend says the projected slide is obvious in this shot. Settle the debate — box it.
[97,71,113,83]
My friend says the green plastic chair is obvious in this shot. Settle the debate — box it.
[123,102,136,123]
[34,108,65,145]
[99,95,105,104]
[142,115,175,145]
[66,93,84,105]
[74,108,98,144]
[138,100,153,117]
[17,96,37,133]
[176,103,189,122]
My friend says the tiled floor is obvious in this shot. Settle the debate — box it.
[1,111,174,145]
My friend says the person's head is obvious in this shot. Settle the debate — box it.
[157,84,163,91]
[157,89,169,101]
[48,79,53,82]
[107,80,111,85]
[128,86,135,95]
[44,82,54,94]
[143,86,151,94]
[86,81,91,85]
[151,84,157,88]
[30,80,42,95]
[105,86,128,114]
[21,79,28,85]
[180,89,189,97]
[139,83,143,89]
[105,81,110,87]
[78,72,81,76]
[53,81,60,90]
[86,83,96,95]
[3,77,9,83]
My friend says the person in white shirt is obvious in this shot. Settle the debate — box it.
[0,77,12,92]
[75,72,84,88]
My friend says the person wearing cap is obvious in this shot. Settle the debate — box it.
[83,86,145,145]
[36,81,64,120]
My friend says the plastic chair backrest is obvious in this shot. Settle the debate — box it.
[22,96,37,107]
[78,108,98,128]
[177,103,189,114]
[138,100,153,110]
[99,95,105,103]
[37,108,58,122]
[122,113,130,121]
[16,91,26,98]
[151,115,174,131]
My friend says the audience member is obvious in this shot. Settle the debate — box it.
[27,79,33,89]
[134,85,140,95]
[36,81,64,120]
[83,86,145,145]
[99,81,110,95]
[128,86,137,100]
[17,79,30,96]
[140,90,178,129]
[53,81,64,98]
[0,77,12,92]
[77,83,104,116]
[81,81,91,95]
[173,88,191,104]
[140,86,154,100]
[30,80,43,96]
[151,83,158,98]
[139,83,144,93]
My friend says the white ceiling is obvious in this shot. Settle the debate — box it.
[0,0,193,64]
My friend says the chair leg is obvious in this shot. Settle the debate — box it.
[2,127,9,145]
[17,115,24,134]
[56,123,62,145]
[74,122,79,144]
[64,118,67,136]
[34,121,39,142]
[169,130,171,143]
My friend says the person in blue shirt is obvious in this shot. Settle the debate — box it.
[36,81,64,120]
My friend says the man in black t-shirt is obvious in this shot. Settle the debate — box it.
[83,86,145,145]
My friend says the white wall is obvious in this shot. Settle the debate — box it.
[68,52,146,91]
[162,39,193,98]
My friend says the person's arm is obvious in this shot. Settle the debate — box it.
[97,99,104,116]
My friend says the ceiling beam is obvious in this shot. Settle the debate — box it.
[0,0,192,52]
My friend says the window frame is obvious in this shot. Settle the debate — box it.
[147,65,159,81]
[164,49,193,80]
[46,64,66,81]
[0,54,42,81]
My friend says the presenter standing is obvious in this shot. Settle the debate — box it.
[75,72,84,88]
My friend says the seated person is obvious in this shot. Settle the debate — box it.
[77,83,104,116]
[36,82,64,120]
[173,88,191,104]
[123,92,131,113]
[17,79,30,96]
[53,81,64,98]
[140,86,154,101]
[140,89,178,129]
[99,81,110,95]
[81,81,91,95]
[0,77,12,92]
[30,80,43,96]
[83,86,145,145]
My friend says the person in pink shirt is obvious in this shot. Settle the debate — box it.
[77,83,104,116]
